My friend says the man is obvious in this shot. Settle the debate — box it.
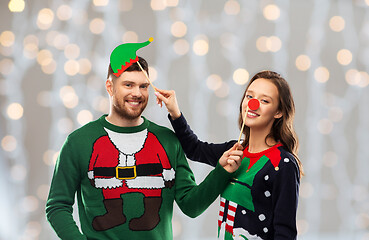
[46,56,243,239]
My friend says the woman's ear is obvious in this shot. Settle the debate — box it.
[106,79,113,96]
[274,111,283,119]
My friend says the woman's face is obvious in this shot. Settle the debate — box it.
[241,78,282,130]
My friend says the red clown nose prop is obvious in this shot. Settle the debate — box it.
[248,99,260,111]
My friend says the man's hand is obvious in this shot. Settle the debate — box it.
[219,143,244,173]
[154,89,182,120]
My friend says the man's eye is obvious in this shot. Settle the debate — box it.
[246,95,253,99]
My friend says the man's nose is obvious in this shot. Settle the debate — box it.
[131,86,142,97]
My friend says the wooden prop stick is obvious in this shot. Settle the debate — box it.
[237,105,249,144]
[137,61,156,91]
[237,99,260,144]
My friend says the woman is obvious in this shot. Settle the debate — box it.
[155,70,302,240]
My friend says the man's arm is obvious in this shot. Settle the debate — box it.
[174,143,241,218]
[45,138,87,240]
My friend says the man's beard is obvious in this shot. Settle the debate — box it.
[113,97,147,120]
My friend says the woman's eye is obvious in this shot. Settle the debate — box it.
[261,99,269,103]
[246,95,253,99]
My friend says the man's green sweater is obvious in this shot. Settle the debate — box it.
[46,115,233,239]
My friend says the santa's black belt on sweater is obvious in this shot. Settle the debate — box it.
[94,164,163,180]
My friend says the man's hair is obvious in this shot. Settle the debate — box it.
[107,56,149,81]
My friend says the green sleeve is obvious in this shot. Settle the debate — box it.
[45,137,87,240]
[174,144,233,218]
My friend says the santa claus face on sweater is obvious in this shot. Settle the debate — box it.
[106,71,149,121]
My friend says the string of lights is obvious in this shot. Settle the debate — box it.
[0,0,368,239]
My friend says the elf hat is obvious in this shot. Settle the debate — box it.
[110,37,153,77]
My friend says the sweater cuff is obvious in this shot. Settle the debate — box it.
[214,161,234,180]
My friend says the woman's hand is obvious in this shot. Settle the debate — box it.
[219,143,244,173]
[155,89,182,120]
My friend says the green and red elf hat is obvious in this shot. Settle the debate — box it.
[110,37,153,77]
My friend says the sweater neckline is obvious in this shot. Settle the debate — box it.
[244,143,282,158]
[99,114,149,133]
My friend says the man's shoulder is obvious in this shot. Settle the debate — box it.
[147,120,175,134]
[146,119,179,142]
[67,118,102,141]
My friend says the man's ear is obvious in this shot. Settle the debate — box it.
[274,111,283,119]
[106,79,113,96]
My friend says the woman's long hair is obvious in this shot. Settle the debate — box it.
[238,70,304,176]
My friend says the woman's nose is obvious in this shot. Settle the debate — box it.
[248,98,260,110]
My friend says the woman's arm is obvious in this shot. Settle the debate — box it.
[155,89,237,167]
[169,113,237,166]
[272,154,300,239]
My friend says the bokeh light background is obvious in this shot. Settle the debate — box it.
[1,0,369,239]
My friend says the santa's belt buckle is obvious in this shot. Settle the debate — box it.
[116,166,137,180]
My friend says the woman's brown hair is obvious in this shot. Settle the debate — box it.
[238,70,303,176]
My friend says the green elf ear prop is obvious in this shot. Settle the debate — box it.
[110,37,153,77]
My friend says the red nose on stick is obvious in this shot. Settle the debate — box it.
[248,98,260,111]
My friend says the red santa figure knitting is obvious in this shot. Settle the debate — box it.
[88,127,175,231]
